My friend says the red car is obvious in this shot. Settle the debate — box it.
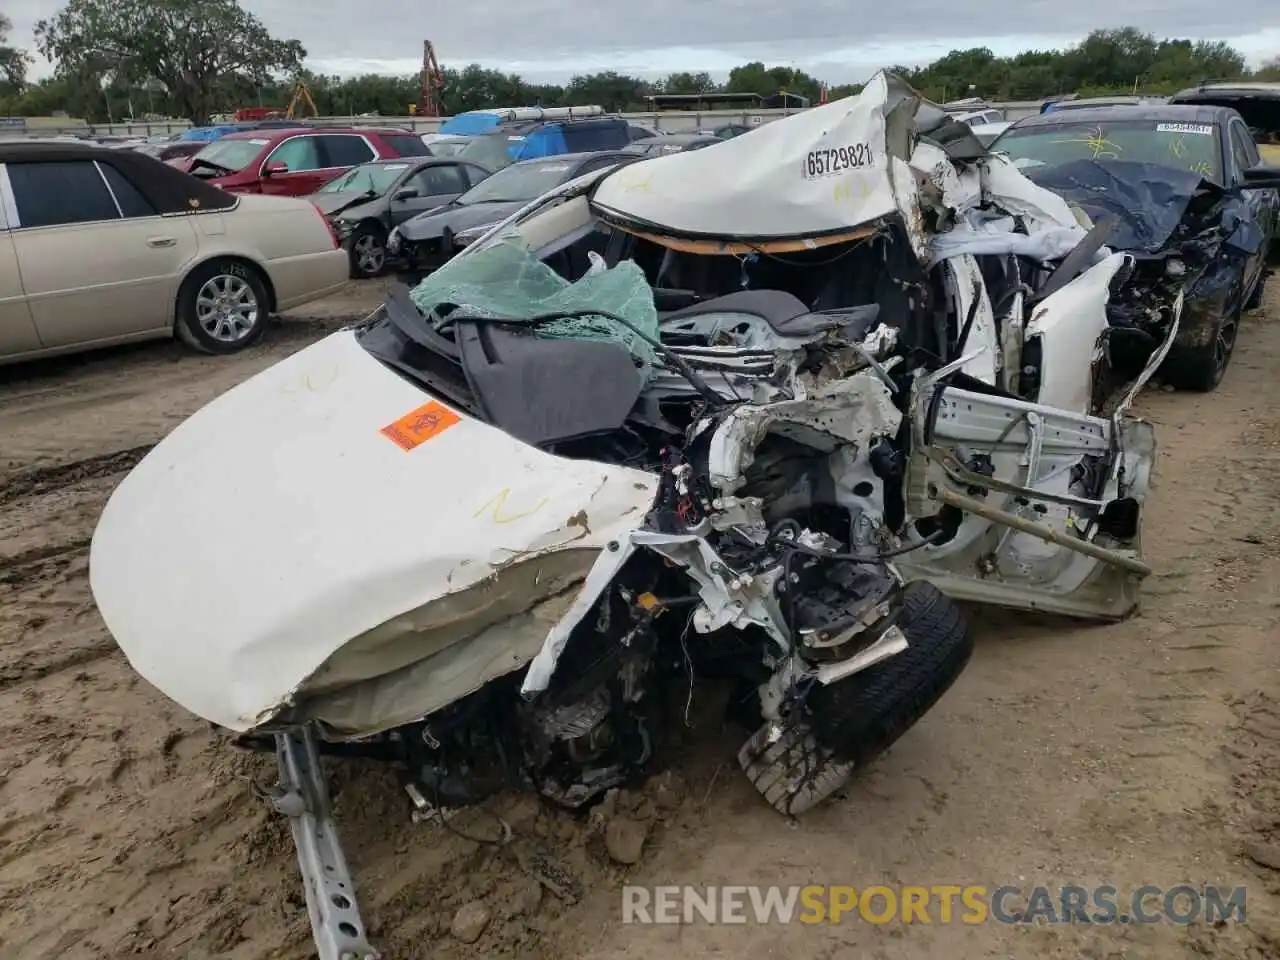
[168,126,431,196]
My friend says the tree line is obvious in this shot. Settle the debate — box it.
[0,0,1277,124]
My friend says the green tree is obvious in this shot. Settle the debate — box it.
[1060,28,1159,91]
[910,46,1000,99]
[7,24,1269,121]
[827,83,864,101]
[724,61,822,101]
[659,71,718,95]
[34,0,306,124]
[562,71,651,111]
[0,13,30,91]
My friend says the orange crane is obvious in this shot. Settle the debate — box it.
[285,81,318,119]
[417,40,445,116]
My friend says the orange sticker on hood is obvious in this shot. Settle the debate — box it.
[380,400,461,451]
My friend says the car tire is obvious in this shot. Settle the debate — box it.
[738,581,972,816]
[1160,301,1241,392]
[174,259,271,355]
[348,222,388,279]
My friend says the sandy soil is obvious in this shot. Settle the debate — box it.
[1,278,1279,960]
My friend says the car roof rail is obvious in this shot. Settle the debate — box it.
[483,105,606,123]
[1196,77,1245,90]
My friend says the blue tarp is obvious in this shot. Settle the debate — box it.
[439,113,502,135]
[509,125,568,162]
[178,124,253,142]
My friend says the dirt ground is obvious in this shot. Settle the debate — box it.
[2,277,1279,960]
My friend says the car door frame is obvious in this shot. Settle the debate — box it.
[315,133,380,184]
[0,177,40,358]
[0,157,200,348]
[1227,116,1275,295]
[260,133,376,195]
[386,160,475,226]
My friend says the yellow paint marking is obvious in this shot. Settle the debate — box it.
[474,487,550,524]
[615,171,654,193]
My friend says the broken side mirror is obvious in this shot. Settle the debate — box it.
[394,188,419,201]
[263,161,289,177]
[1242,164,1280,190]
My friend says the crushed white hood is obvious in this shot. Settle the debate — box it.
[89,331,659,732]
[591,70,1091,266]
[592,72,901,239]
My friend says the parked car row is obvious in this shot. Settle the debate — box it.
[7,82,1275,376]
[168,126,432,194]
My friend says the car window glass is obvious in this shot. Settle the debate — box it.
[319,135,376,168]
[998,121,1223,181]
[407,164,467,196]
[461,163,491,188]
[267,136,322,172]
[1229,123,1253,173]
[563,123,626,152]
[1233,122,1261,167]
[576,155,624,175]
[7,160,120,227]
[98,163,157,218]
[381,133,431,157]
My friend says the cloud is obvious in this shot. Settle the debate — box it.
[10,0,1280,84]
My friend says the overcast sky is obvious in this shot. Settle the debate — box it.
[7,0,1280,84]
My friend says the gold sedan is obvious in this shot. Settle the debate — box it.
[0,142,349,364]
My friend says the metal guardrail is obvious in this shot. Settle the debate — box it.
[2,100,1048,138]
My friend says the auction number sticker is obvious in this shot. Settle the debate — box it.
[803,143,874,179]
[1156,123,1213,136]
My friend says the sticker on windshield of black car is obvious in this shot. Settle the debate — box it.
[802,143,874,179]
[1156,123,1213,136]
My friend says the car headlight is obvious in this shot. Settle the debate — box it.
[452,224,489,247]
[386,228,401,253]
[1165,258,1186,278]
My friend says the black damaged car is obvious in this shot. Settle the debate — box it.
[993,105,1280,391]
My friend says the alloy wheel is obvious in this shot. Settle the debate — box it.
[354,233,386,275]
[195,274,260,343]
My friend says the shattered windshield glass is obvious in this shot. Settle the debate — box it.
[996,120,1224,182]
[408,238,661,378]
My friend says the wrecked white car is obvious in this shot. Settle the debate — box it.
[89,72,1173,960]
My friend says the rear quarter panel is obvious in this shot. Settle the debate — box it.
[194,196,347,310]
